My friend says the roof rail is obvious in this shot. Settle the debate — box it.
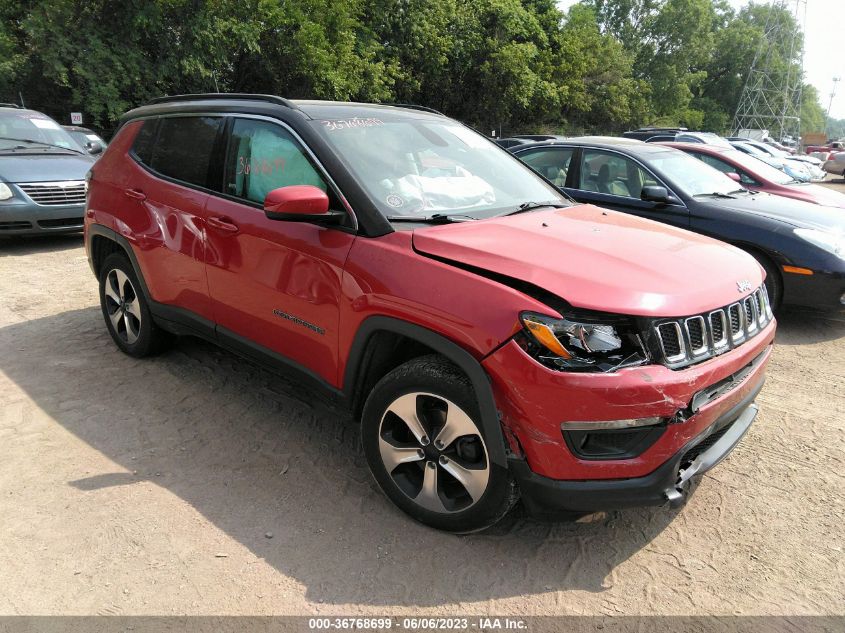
[382,103,444,116]
[146,93,300,111]
[0,102,22,109]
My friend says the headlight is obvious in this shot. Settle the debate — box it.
[0,183,13,201]
[794,228,845,259]
[518,312,648,372]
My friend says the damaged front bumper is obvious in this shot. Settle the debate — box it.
[482,318,775,516]
[508,377,762,518]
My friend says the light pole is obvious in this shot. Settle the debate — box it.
[826,77,840,138]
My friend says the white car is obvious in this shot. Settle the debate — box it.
[823,152,845,178]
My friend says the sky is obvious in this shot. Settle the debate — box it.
[556,0,845,119]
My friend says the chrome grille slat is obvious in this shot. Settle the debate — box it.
[653,285,771,369]
[709,309,728,349]
[18,181,87,206]
[684,316,707,356]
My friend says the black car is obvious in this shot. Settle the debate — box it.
[511,137,845,311]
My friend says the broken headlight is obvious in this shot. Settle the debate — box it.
[517,312,648,373]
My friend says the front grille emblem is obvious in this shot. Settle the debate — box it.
[736,280,752,293]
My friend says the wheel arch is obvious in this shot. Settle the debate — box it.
[87,224,152,301]
[343,316,508,467]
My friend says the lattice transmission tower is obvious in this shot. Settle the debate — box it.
[732,0,807,141]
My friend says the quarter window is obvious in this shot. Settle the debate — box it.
[224,119,327,205]
[579,150,658,198]
[149,117,223,188]
[131,120,157,165]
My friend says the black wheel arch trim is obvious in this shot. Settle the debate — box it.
[343,316,508,467]
[87,224,153,301]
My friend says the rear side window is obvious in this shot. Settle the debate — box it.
[149,117,223,188]
[131,120,157,164]
[223,118,327,205]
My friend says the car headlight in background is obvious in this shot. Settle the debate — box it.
[0,183,13,201]
[517,312,648,372]
[794,228,845,259]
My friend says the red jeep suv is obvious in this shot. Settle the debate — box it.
[84,94,775,532]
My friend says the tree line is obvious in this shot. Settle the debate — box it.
[1,0,843,139]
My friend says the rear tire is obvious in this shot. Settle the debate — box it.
[361,355,517,533]
[99,252,172,357]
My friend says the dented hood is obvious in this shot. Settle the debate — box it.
[411,205,763,317]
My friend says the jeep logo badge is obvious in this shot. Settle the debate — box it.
[737,280,752,293]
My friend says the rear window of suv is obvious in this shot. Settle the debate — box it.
[133,116,223,188]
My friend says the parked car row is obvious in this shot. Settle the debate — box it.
[510,136,845,313]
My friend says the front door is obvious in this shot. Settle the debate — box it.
[565,149,690,229]
[203,117,356,386]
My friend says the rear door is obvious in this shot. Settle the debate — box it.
[564,148,690,229]
[124,116,224,325]
[203,116,356,385]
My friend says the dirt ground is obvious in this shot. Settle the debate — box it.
[0,179,843,617]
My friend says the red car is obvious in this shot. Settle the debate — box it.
[84,94,774,532]
[662,142,845,209]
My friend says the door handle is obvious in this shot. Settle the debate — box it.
[207,216,239,234]
[124,188,146,201]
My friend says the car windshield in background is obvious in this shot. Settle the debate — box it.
[312,117,567,220]
[0,111,79,150]
[645,150,744,197]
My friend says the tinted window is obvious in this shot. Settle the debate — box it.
[224,119,327,205]
[520,148,574,186]
[131,120,157,164]
[579,150,658,198]
[149,117,222,187]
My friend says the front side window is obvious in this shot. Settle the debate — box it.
[579,150,658,198]
[149,116,222,188]
[311,116,567,219]
[694,153,758,186]
[520,148,574,187]
[224,119,327,205]
[643,149,746,197]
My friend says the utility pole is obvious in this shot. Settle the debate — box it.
[826,77,840,137]
[732,0,808,142]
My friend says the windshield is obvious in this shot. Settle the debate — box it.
[721,149,795,185]
[311,116,567,219]
[0,110,78,150]
[645,149,744,197]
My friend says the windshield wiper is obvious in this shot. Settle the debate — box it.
[501,201,569,217]
[0,137,85,155]
[695,191,738,199]
[387,213,478,224]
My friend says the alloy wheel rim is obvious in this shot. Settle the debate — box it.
[104,269,142,345]
[378,392,490,513]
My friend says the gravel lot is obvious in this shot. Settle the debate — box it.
[0,178,843,617]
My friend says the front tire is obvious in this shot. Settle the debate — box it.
[99,252,171,357]
[361,355,517,533]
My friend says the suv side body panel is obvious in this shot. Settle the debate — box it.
[87,120,214,323]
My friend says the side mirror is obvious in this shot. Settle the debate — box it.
[86,141,103,155]
[726,172,741,182]
[641,185,671,204]
[263,185,342,224]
